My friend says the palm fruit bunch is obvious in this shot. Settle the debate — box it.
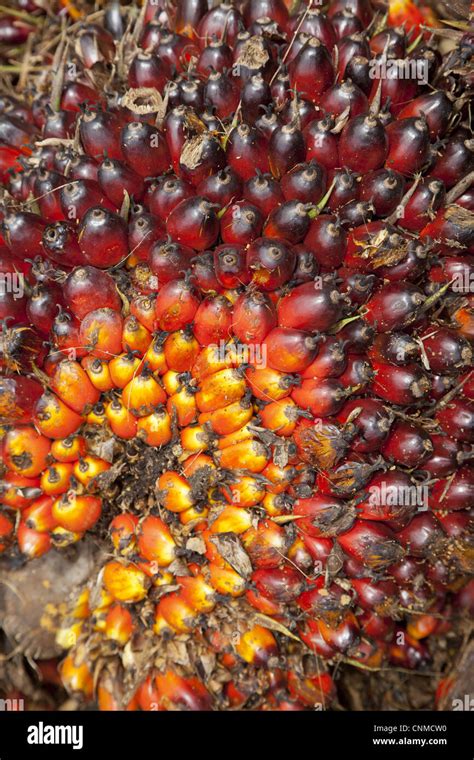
[0,0,473,711]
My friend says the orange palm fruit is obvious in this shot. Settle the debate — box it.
[242,520,288,567]
[208,563,246,596]
[196,368,246,412]
[105,604,134,645]
[217,439,270,472]
[122,315,152,355]
[154,671,212,711]
[34,392,83,439]
[180,424,210,453]
[23,495,57,532]
[156,593,197,633]
[178,575,216,613]
[181,453,215,477]
[261,491,289,516]
[60,653,94,698]
[191,342,237,381]
[40,462,75,496]
[79,307,123,359]
[179,505,209,525]
[130,294,156,332]
[51,434,87,462]
[4,425,51,477]
[259,398,299,436]
[17,521,51,558]
[50,525,84,548]
[137,407,172,446]
[407,614,439,640]
[110,513,139,555]
[198,396,253,434]
[81,356,114,392]
[246,588,284,615]
[235,625,278,665]
[109,352,143,388]
[164,328,200,371]
[0,512,13,551]
[52,492,102,532]
[224,475,266,507]
[1,472,41,509]
[52,359,100,414]
[144,334,168,374]
[105,398,138,439]
[245,366,297,402]
[157,471,195,512]
[122,370,166,416]
[161,369,181,395]
[261,462,296,494]
[210,505,253,534]
[217,422,255,450]
[137,514,176,566]
[103,560,149,603]
[73,455,110,487]
[167,384,198,426]
[85,402,107,426]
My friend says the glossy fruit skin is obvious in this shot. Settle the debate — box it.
[232,290,277,344]
[339,114,388,172]
[305,215,347,268]
[243,174,284,217]
[78,207,128,268]
[246,237,296,291]
[278,281,346,332]
[385,118,430,176]
[166,198,219,251]
[220,202,263,245]
[227,124,270,180]
[64,266,120,320]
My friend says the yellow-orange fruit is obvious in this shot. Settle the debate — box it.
[109,352,143,388]
[51,435,87,463]
[198,397,253,435]
[52,492,102,532]
[23,495,57,532]
[164,329,200,371]
[137,408,172,446]
[235,625,278,666]
[122,315,152,355]
[157,593,197,633]
[60,653,93,697]
[196,368,246,413]
[157,471,194,512]
[217,439,269,472]
[4,426,51,477]
[81,356,114,392]
[52,359,100,414]
[209,563,246,596]
[103,561,149,603]
[137,515,176,566]
[210,506,253,534]
[40,462,75,496]
[105,604,134,645]
[73,455,110,487]
[105,398,138,439]
[110,513,139,555]
[34,392,83,439]
[122,372,166,416]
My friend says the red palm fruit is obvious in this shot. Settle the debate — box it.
[190,252,220,292]
[246,237,296,291]
[398,178,446,231]
[289,6,336,45]
[40,463,75,497]
[60,179,115,220]
[68,155,99,182]
[421,205,474,256]
[175,0,207,38]
[338,521,404,570]
[343,55,371,94]
[98,158,144,207]
[299,619,337,658]
[110,513,138,555]
[352,578,398,615]
[336,32,370,77]
[338,318,375,353]
[52,360,100,414]
[336,398,392,453]
[227,124,270,180]
[79,109,122,160]
[331,8,362,38]
[193,294,233,346]
[52,492,102,532]
[243,173,284,216]
[364,282,424,332]
[34,392,82,439]
[148,239,192,283]
[64,267,120,321]
[2,211,46,259]
[397,91,452,139]
[33,168,66,222]
[104,604,134,645]
[318,612,360,653]
[385,118,430,175]
[429,466,474,512]
[263,327,320,373]
[234,624,278,667]
[368,331,419,366]
[41,222,83,267]
[130,294,156,332]
[4,426,51,478]
[421,435,460,478]
[231,291,277,344]
[79,307,123,359]
[77,207,128,268]
[213,244,249,288]
[198,1,242,47]
[146,177,193,219]
[1,472,41,510]
[155,671,212,711]
[338,269,376,307]
[327,168,360,211]
[358,169,404,216]
[281,161,326,204]
[239,72,272,123]
[197,167,242,208]
[121,315,152,355]
[154,29,199,71]
[128,211,165,262]
[396,512,442,558]
[122,368,166,417]
[370,27,406,56]
[128,51,169,90]
[17,522,51,559]
[166,197,218,251]
[0,286,27,325]
[355,470,419,524]
[263,201,310,244]
[61,81,102,112]
[301,337,347,380]
[304,214,347,268]
[51,434,86,463]
[278,280,346,332]
[294,493,352,538]
[252,566,305,603]
[292,244,320,283]
[242,520,288,567]
[120,121,170,178]
[304,116,341,169]
[339,114,388,172]
[154,278,200,331]
[370,361,430,405]
[292,377,350,417]
[320,80,368,119]
[268,123,306,179]
[288,37,334,105]
[105,398,138,438]
[429,129,474,188]
[244,0,288,26]
[419,326,472,375]
[220,202,263,246]
[196,38,233,75]
[436,398,474,443]
[179,133,226,187]
[203,71,240,120]
[337,353,374,390]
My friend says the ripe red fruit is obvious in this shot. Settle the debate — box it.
[232,290,277,344]
[385,118,430,175]
[154,278,200,331]
[278,280,346,332]
[243,173,284,217]
[78,207,128,268]
[64,266,120,320]
[220,202,263,245]
[167,197,219,251]
[246,237,296,291]
[227,124,270,180]
[339,114,388,172]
